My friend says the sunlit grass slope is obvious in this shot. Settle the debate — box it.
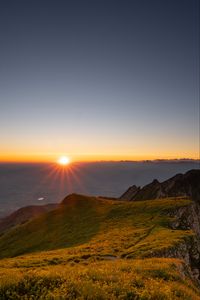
[0,194,199,299]
[0,194,193,259]
[0,258,200,299]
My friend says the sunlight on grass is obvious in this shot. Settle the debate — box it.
[0,196,198,299]
[0,258,199,299]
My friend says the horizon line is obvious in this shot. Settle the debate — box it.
[0,158,199,164]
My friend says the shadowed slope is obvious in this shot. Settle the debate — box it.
[0,204,58,235]
[0,194,110,258]
[0,194,193,260]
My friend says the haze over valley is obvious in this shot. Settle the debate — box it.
[0,160,199,217]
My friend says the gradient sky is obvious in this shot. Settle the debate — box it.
[0,0,199,162]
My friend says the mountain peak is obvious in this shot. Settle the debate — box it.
[120,169,200,201]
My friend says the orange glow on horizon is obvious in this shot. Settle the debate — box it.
[0,152,199,163]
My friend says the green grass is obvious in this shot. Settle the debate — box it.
[0,194,199,299]
[0,195,192,259]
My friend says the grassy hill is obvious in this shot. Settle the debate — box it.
[0,194,192,259]
[0,203,58,235]
[0,194,199,299]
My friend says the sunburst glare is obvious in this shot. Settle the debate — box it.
[57,156,70,166]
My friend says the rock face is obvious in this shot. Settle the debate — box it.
[120,169,200,282]
[120,169,200,202]
[0,203,58,235]
[154,202,200,282]
[120,185,140,200]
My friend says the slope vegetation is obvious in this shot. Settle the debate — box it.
[0,194,192,259]
[0,203,58,234]
[0,193,200,299]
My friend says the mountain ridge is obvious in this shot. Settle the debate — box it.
[120,169,200,201]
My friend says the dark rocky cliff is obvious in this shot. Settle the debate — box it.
[152,202,200,282]
[120,169,200,202]
[120,169,200,283]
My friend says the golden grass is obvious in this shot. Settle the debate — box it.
[0,196,192,259]
[0,196,199,299]
[0,258,199,299]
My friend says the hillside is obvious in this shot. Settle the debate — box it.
[0,170,200,299]
[0,203,58,235]
[0,194,193,259]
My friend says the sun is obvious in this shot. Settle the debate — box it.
[57,156,70,166]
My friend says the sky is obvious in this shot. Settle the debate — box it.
[0,0,199,162]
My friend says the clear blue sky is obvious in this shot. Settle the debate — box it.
[0,0,199,161]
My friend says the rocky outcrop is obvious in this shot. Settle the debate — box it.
[120,170,200,283]
[120,185,140,201]
[120,169,200,202]
[150,202,200,283]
